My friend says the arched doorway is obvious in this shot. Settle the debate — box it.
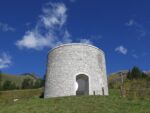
[76,74,89,95]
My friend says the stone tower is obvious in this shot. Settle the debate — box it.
[44,43,108,98]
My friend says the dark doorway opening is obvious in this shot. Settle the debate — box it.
[76,74,89,95]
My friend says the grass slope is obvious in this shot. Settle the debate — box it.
[0,89,150,113]
[0,73,39,87]
[108,70,150,83]
[108,70,128,82]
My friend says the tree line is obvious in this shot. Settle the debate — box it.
[127,66,150,80]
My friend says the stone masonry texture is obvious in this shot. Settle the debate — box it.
[44,43,108,98]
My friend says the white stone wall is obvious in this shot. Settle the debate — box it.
[44,43,108,98]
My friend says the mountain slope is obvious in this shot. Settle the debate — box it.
[0,73,41,87]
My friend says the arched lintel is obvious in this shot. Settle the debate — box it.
[76,74,88,80]
[74,72,91,86]
[74,72,90,79]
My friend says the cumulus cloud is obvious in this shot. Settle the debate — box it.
[115,45,128,55]
[0,22,15,32]
[16,2,72,50]
[0,52,12,69]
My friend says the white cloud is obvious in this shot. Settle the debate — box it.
[115,45,128,55]
[40,3,67,29]
[16,2,72,50]
[16,31,53,50]
[125,19,147,38]
[125,19,135,26]
[132,54,139,59]
[0,52,12,69]
[79,39,92,44]
[0,22,15,32]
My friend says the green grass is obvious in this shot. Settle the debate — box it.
[0,73,39,87]
[0,89,150,113]
[0,88,43,101]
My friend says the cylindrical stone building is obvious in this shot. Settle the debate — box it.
[44,43,108,98]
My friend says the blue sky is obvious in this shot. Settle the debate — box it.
[0,0,150,77]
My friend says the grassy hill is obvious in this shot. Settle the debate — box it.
[0,89,150,113]
[108,69,150,100]
[0,72,41,88]
[108,70,150,89]
[0,70,150,113]
[108,70,128,82]
[108,70,128,89]
[108,70,150,82]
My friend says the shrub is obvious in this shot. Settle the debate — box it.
[2,80,17,90]
[22,78,33,89]
[34,79,42,88]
